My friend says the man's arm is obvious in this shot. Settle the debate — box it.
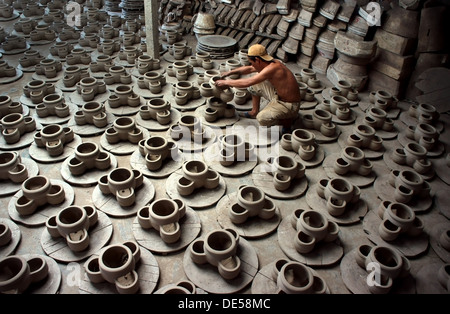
[220,65,256,78]
[216,65,274,89]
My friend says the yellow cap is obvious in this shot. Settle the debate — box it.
[247,44,273,61]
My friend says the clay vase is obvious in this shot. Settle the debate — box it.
[0,151,29,184]
[54,205,92,252]
[147,198,182,244]
[266,155,306,191]
[276,262,314,294]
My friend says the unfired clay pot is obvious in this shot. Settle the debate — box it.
[316,177,360,216]
[176,160,219,196]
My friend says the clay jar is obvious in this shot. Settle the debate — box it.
[292,209,339,254]
[364,245,404,284]
[105,117,143,145]
[0,95,23,119]
[68,142,111,176]
[388,169,431,203]
[219,134,253,163]
[98,167,144,207]
[15,175,65,216]
[302,109,336,137]
[1,113,36,144]
[291,129,317,161]
[405,123,439,151]
[177,160,219,196]
[408,103,439,124]
[176,115,205,143]
[209,76,234,103]
[0,220,12,246]
[33,124,74,157]
[334,146,373,176]
[138,136,178,171]
[391,142,432,175]
[90,55,113,72]
[87,243,140,294]
[137,198,185,243]
[363,107,394,131]
[376,201,424,241]
[108,85,140,108]
[0,151,29,184]
[266,155,306,191]
[74,101,108,128]
[316,178,360,216]
[76,77,107,102]
[23,80,56,104]
[276,261,319,294]
[139,98,171,125]
[329,95,351,120]
[0,255,49,294]
[63,66,90,88]
[46,205,98,252]
[36,94,70,118]
[347,124,383,151]
[189,228,241,280]
[229,185,276,224]
[35,59,62,79]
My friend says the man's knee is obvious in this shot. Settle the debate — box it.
[256,111,277,127]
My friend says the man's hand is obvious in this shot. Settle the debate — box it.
[220,71,230,79]
[214,79,229,88]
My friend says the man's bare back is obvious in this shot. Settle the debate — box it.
[263,60,301,103]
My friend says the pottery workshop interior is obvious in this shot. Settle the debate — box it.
[0,0,449,297]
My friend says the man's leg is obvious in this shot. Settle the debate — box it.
[249,94,261,117]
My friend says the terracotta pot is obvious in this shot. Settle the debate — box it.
[277,262,314,294]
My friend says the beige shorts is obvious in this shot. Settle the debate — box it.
[249,81,300,127]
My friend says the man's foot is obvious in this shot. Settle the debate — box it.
[239,111,257,119]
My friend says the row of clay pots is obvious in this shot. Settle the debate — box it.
[316,177,360,217]
[281,129,318,161]
[105,116,144,145]
[84,241,141,294]
[0,151,29,184]
[189,228,241,280]
[0,113,36,144]
[176,160,220,196]
[138,136,180,171]
[355,244,410,294]
[229,185,276,224]
[266,155,306,191]
[290,209,339,254]
[68,142,112,176]
[137,198,186,243]
[34,124,74,157]
[218,134,255,166]
[15,175,66,216]
[98,167,144,207]
[46,205,98,252]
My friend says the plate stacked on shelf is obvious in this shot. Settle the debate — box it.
[196,35,237,59]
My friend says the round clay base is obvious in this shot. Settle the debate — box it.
[251,261,330,294]
[8,179,75,227]
[432,157,450,185]
[277,216,344,266]
[0,218,21,258]
[323,153,377,188]
[305,183,368,225]
[168,94,206,111]
[28,135,83,163]
[0,157,39,196]
[99,128,150,155]
[165,169,227,209]
[373,174,433,213]
[183,237,259,294]
[91,177,155,218]
[132,207,201,254]
[79,246,160,294]
[129,149,184,178]
[40,210,113,263]
[251,163,309,200]
[32,71,65,83]
[0,69,23,84]
[362,209,429,258]
[202,143,258,177]
[104,101,144,117]
[60,153,118,187]
[215,192,282,239]
[429,221,450,264]
[339,248,416,294]
[434,187,450,220]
